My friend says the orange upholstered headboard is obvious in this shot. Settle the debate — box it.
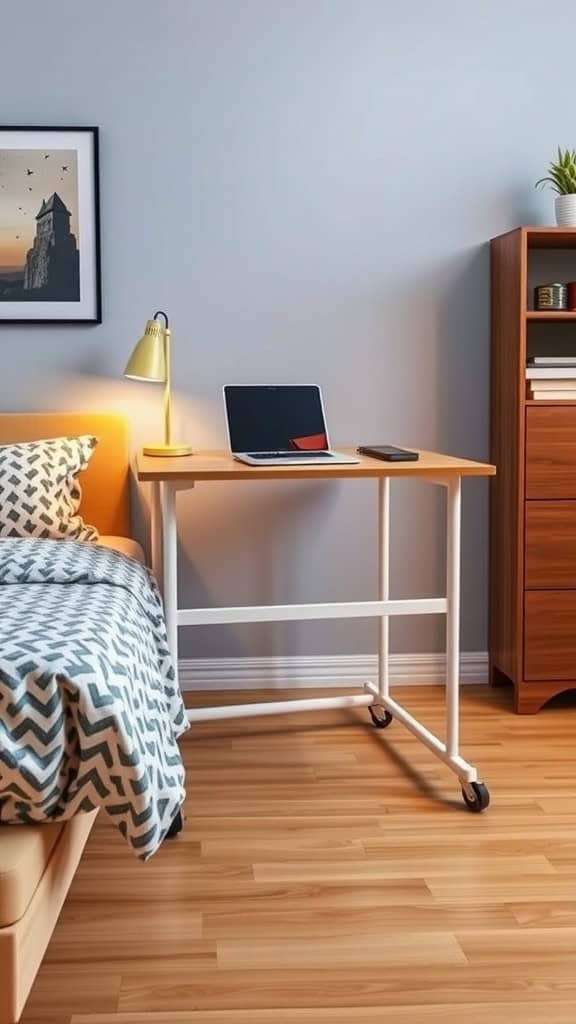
[0,414,130,537]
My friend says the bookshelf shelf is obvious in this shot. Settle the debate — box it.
[525,399,576,406]
[526,311,576,321]
[525,226,576,248]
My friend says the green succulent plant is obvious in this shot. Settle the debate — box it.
[536,147,576,195]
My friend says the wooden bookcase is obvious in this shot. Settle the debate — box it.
[491,226,576,712]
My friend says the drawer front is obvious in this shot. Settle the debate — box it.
[526,501,576,588]
[526,406,576,499]
[525,591,576,680]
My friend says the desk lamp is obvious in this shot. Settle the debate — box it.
[124,310,192,456]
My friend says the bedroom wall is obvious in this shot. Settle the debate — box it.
[0,0,567,660]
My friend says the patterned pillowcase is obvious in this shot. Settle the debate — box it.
[0,435,99,541]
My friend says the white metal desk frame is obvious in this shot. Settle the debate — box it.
[150,472,489,808]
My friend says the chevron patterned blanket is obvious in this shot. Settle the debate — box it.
[0,539,188,860]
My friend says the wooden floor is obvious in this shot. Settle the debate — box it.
[21,684,576,1024]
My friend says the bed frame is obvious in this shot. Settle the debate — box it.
[0,413,130,1024]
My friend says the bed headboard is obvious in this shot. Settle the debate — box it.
[0,413,130,537]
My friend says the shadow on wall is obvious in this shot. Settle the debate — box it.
[177,478,343,658]
[434,243,491,651]
[432,244,490,457]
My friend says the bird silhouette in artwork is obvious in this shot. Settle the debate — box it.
[17,207,22,211]
[44,154,50,159]
[61,165,68,172]
[28,187,33,192]
[15,235,20,240]
[26,169,34,176]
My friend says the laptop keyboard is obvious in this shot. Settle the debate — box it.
[245,451,334,459]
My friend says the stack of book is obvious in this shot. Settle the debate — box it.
[526,357,576,400]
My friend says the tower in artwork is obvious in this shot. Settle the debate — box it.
[24,193,79,300]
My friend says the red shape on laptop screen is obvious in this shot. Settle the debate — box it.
[290,433,328,451]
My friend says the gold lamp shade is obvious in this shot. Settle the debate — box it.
[124,310,192,457]
[124,319,167,382]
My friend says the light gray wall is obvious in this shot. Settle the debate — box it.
[0,0,565,658]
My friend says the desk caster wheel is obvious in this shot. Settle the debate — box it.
[369,705,393,729]
[462,782,490,812]
[166,810,183,838]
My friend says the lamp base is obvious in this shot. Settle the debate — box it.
[143,443,193,457]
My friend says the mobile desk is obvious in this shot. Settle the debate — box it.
[137,448,496,811]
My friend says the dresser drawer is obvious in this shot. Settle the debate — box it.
[526,406,576,499]
[526,501,576,588]
[525,591,576,680]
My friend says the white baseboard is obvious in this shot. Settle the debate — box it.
[178,652,489,691]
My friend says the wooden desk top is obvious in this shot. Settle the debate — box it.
[136,448,496,482]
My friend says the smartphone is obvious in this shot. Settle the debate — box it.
[357,445,419,462]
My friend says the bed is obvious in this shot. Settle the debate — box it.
[0,413,185,1024]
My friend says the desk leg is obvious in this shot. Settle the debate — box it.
[443,475,488,810]
[160,482,179,681]
[378,477,390,701]
[362,473,489,809]
[446,475,461,760]
[368,478,393,730]
[150,481,162,587]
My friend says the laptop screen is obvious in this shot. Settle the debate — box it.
[224,385,329,452]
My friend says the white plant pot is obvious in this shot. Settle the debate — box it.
[555,195,576,226]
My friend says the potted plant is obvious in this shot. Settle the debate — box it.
[536,147,576,226]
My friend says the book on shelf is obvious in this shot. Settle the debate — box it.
[529,356,576,366]
[526,366,576,379]
[527,378,576,390]
[529,390,576,401]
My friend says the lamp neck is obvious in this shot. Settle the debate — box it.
[163,328,172,446]
[151,310,171,447]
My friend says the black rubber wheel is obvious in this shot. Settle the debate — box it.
[462,782,490,812]
[369,705,393,729]
[166,810,183,838]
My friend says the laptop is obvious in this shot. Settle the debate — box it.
[223,385,360,466]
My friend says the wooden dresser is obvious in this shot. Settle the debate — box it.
[491,226,576,712]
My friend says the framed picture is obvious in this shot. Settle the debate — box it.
[0,126,101,324]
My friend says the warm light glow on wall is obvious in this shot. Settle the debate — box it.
[48,373,217,452]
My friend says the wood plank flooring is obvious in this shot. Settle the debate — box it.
[20,685,576,1023]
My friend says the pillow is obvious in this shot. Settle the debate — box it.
[0,435,99,541]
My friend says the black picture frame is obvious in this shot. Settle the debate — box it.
[0,126,101,324]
